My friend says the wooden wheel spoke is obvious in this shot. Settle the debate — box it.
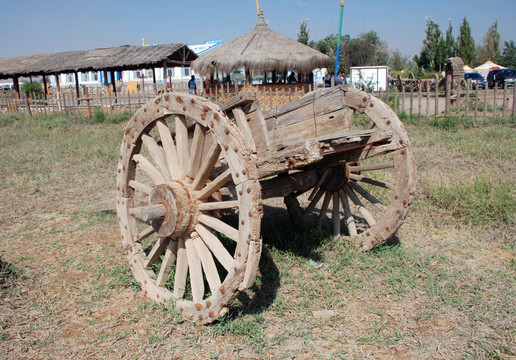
[317,191,332,228]
[144,237,170,268]
[156,240,178,286]
[349,162,394,172]
[198,200,239,211]
[198,214,239,242]
[339,190,357,236]
[195,169,232,200]
[195,224,234,272]
[173,238,188,299]
[308,169,331,201]
[192,232,222,294]
[142,134,171,182]
[332,192,341,236]
[343,186,376,226]
[157,120,180,179]
[136,226,155,242]
[129,180,153,195]
[349,173,394,190]
[303,187,325,216]
[185,236,204,302]
[133,154,166,185]
[175,115,189,179]
[186,123,207,181]
[348,181,387,211]
[191,142,221,190]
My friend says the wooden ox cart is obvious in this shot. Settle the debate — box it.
[116,85,416,323]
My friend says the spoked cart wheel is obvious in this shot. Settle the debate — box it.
[283,88,416,250]
[116,93,262,324]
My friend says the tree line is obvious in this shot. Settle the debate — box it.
[297,17,515,77]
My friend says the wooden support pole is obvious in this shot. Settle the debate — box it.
[42,75,48,99]
[162,61,168,93]
[75,72,80,104]
[152,68,157,94]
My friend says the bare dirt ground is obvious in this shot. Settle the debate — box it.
[0,115,514,359]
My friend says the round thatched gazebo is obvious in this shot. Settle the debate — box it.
[192,9,329,91]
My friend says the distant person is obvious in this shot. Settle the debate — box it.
[287,72,297,84]
[336,71,347,85]
[323,70,331,87]
[203,75,211,99]
[188,75,197,95]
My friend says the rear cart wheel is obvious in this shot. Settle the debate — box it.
[284,89,415,250]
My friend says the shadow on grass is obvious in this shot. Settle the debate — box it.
[219,204,335,320]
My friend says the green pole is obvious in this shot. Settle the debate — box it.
[334,0,344,76]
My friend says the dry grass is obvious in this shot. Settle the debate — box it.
[0,112,514,359]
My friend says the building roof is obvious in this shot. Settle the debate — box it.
[191,10,329,76]
[0,43,198,79]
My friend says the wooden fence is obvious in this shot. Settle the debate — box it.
[1,79,515,121]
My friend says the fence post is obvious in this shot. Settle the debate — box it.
[502,82,507,120]
[493,86,497,119]
[434,79,439,117]
[445,75,451,115]
[483,88,488,121]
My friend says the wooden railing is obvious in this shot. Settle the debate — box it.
[1,80,514,120]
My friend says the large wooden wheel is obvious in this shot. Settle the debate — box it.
[116,93,262,324]
[284,89,416,250]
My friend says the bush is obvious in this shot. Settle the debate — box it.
[92,107,106,123]
[20,81,43,96]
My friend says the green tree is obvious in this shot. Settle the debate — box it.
[444,20,456,58]
[418,17,446,72]
[456,17,475,65]
[21,82,43,96]
[389,49,408,71]
[499,40,516,68]
[476,21,501,64]
[297,19,309,45]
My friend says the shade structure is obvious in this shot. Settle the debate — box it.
[191,10,330,76]
[473,60,506,78]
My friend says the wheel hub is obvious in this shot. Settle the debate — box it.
[320,165,350,192]
[149,182,195,238]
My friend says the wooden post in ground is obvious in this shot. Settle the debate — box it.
[474,84,479,121]
[483,88,488,121]
[502,83,507,120]
[512,85,516,119]
[434,79,439,117]
[445,75,451,115]
[493,86,497,119]
[465,79,470,116]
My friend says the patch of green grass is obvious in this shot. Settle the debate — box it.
[0,257,18,284]
[210,313,267,354]
[425,177,515,225]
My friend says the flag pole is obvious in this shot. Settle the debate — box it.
[334,0,344,76]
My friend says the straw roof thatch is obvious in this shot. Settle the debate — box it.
[0,44,197,79]
[191,10,330,76]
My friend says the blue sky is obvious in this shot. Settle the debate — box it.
[1,0,515,60]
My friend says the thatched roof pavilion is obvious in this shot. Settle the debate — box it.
[0,44,197,95]
[0,44,196,78]
[191,10,329,82]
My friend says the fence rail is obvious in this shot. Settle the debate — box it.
[1,79,515,120]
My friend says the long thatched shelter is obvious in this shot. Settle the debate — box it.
[0,43,197,96]
[192,9,329,86]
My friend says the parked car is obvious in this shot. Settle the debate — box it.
[464,72,485,89]
[486,68,516,89]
